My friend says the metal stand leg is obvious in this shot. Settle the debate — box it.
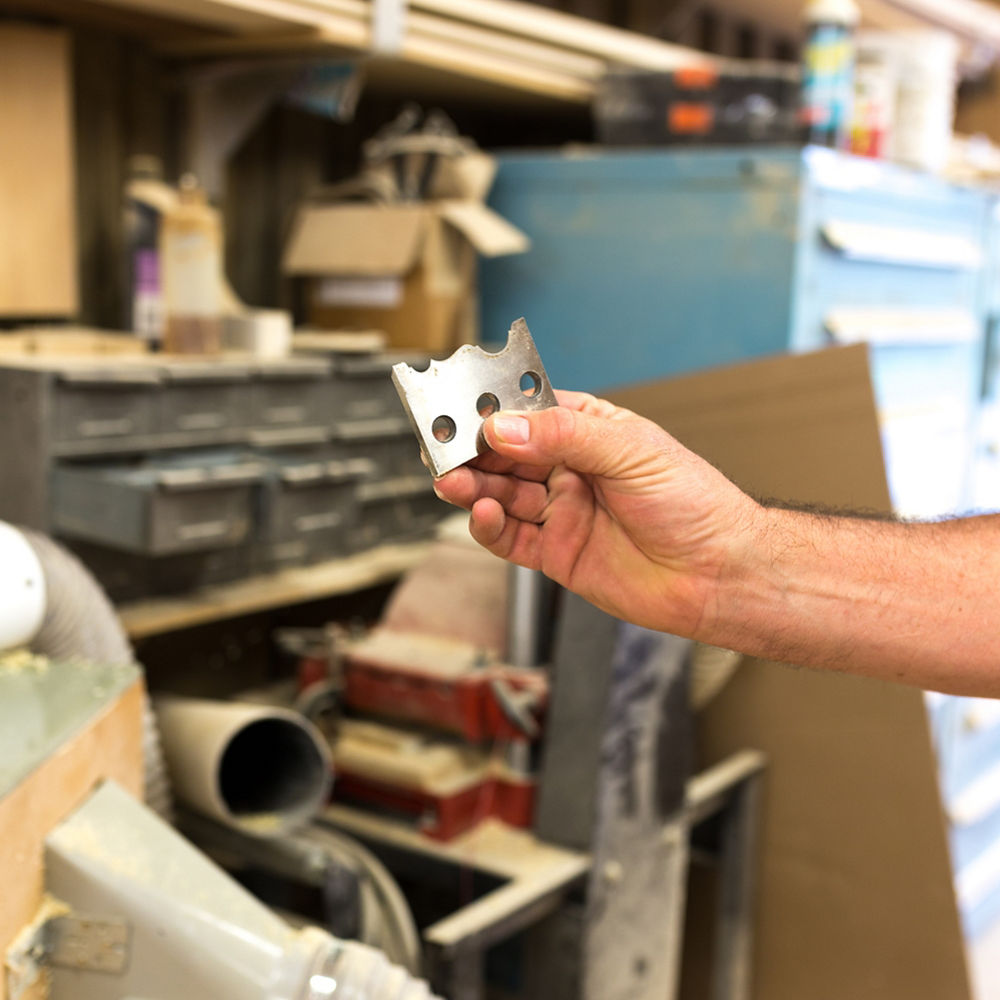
[427,944,486,1000]
[711,771,763,1000]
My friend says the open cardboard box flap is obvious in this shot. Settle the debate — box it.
[437,200,531,257]
[607,344,972,1000]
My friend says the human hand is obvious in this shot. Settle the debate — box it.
[433,390,763,639]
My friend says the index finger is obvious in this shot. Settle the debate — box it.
[467,447,551,483]
[554,389,625,420]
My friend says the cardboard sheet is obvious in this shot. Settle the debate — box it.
[608,345,971,1000]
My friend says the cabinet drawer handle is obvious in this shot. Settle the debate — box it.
[265,405,306,424]
[821,219,982,270]
[177,412,226,431]
[824,308,979,345]
[79,417,134,438]
[176,520,229,542]
[293,511,344,533]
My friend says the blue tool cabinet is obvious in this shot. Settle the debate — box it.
[481,146,992,519]
[481,145,1000,939]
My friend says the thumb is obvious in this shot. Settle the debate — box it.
[483,406,634,478]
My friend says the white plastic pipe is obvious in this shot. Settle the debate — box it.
[154,696,333,835]
[0,521,46,652]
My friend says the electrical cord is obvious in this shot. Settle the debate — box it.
[302,821,423,974]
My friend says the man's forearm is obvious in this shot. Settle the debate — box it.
[711,509,1000,695]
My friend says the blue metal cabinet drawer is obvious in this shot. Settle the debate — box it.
[950,793,1000,938]
[868,344,980,517]
[792,161,990,352]
[935,696,1000,818]
[954,815,1000,939]
[971,399,1000,510]
[984,201,1000,315]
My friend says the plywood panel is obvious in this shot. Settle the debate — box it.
[0,25,78,317]
[0,680,143,1000]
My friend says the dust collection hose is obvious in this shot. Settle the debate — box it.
[4,524,173,818]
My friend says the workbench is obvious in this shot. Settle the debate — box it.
[117,540,432,639]
[319,749,766,1000]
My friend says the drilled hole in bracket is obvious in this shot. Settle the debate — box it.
[432,415,456,443]
[476,393,500,419]
[520,371,541,397]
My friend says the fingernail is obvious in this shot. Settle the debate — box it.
[493,415,530,444]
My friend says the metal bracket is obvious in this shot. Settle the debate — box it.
[46,915,130,975]
[6,913,129,998]
[391,318,558,477]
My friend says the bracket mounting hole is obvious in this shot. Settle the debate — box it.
[476,393,500,419]
[519,372,541,397]
[432,415,456,443]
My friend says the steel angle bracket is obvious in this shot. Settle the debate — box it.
[391,318,558,477]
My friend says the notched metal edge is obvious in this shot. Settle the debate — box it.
[390,318,557,478]
[389,363,435,474]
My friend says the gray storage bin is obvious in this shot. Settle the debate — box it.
[355,475,450,550]
[256,455,370,569]
[329,352,429,423]
[249,358,331,446]
[67,539,255,601]
[51,454,264,556]
[328,417,424,481]
[52,366,160,450]
[158,360,253,445]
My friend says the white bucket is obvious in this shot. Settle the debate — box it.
[856,29,958,173]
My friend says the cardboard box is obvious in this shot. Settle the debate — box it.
[282,199,529,353]
[608,344,972,1000]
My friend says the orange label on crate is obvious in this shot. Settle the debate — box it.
[668,102,714,135]
[674,66,718,89]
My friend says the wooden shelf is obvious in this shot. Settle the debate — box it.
[69,0,712,106]
[118,540,432,639]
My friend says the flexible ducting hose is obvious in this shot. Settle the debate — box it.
[20,530,173,819]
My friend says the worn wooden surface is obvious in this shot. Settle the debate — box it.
[0,680,144,1000]
[118,540,432,638]
[0,330,148,356]
[323,806,587,882]
[0,25,78,319]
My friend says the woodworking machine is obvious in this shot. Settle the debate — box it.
[0,521,437,1000]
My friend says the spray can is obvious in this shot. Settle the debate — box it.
[800,0,860,148]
